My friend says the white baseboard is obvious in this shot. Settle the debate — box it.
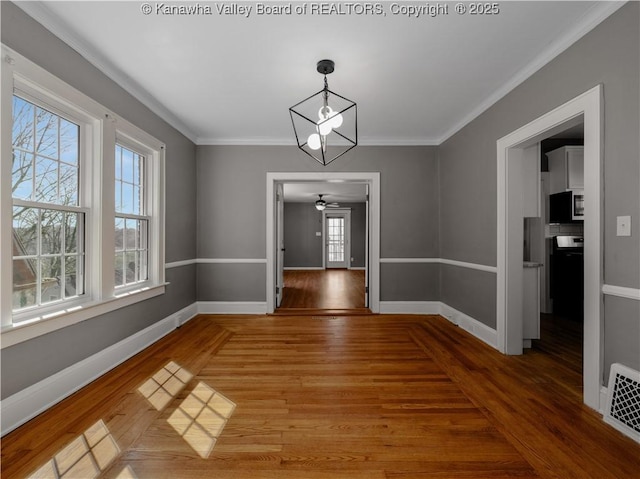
[0,303,198,436]
[175,303,199,327]
[439,303,498,349]
[197,301,267,315]
[379,301,441,314]
[379,301,498,350]
[600,386,608,415]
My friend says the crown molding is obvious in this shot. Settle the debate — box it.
[15,1,199,144]
[196,137,440,146]
[359,138,440,147]
[196,137,297,146]
[437,1,627,144]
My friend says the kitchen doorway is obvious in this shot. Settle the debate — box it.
[532,124,586,406]
[496,85,603,411]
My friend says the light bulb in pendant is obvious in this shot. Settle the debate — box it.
[319,105,343,131]
[307,133,321,150]
[318,120,333,136]
[329,112,343,129]
[318,106,333,135]
[319,105,333,120]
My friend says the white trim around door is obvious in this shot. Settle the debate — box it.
[266,172,380,314]
[496,84,603,412]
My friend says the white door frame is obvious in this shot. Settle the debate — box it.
[323,209,351,269]
[266,172,380,314]
[365,183,370,307]
[275,183,285,307]
[496,85,603,411]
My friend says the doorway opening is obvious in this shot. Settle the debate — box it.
[527,122,586,404]
[266,172,380,315]
[283,200,362,310]
[496,85,603,411]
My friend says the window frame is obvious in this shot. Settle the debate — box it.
[10,87,93,320]
[111,130,164,294]
[1,45,166,348]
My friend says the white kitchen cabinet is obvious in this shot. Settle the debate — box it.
[566,149,584,189]
[522,144,541,218]
[547,146,584,194]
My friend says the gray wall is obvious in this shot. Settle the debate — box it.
[381,263,439,302]
[283,202,366,268]
[196,145,439,302]
[283,203,323,268]
[1,2,197,398]
[438,3,639,373]
[343,202,367,268]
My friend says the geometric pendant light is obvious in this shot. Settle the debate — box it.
[289,59,357,166]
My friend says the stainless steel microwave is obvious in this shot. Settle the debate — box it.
[550,190,584,223]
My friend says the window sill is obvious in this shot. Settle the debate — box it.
[1,283,167,349]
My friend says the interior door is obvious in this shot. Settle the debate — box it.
[276,183,284,307]
[325,212,349,269]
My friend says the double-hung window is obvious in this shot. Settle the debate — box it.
[115,143,148,288]
[1,45,165,345]
[11,95,85,312]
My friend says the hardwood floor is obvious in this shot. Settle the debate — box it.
[2,314,639,478]
[531,313,584,400]
[279,269,366,310]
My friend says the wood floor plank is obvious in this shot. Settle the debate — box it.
[2,314,639,479]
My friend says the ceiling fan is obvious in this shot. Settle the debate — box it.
[315,194,340,210]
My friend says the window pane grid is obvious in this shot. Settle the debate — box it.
[115,143,148,288]
[115,145,144,215]
[115,217,148,288]
[11,94,85,315]
[327,217,345,263]
[12,95,80,206]
[12,206,85,313]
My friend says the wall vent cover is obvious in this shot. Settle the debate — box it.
[604,363,640,443]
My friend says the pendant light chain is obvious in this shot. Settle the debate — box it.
[321,75,329,152]
[323,75,329,108]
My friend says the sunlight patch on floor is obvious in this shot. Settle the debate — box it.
[27,420,119,479]
[138,361,193,411]
[167,382,236,458]
[115,465,138,478]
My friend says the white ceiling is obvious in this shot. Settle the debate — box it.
[283,182,367,203]
[17,1,623,146]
